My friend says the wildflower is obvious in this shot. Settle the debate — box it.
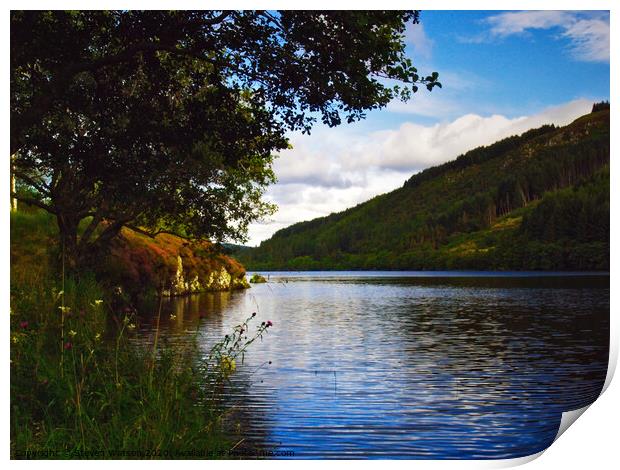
[11,335,19,344]
[59,306,71,314]
[94,299,103,306]
[94,332,101,341]
[64,342,73,350]
[170,314,176,320]
[127,323,136,330]
[220,355,236,374]
[266,320,273,328]
[68,330,77,338]
[19,321,29,329]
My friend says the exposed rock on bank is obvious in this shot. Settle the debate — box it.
[100,228,249,297]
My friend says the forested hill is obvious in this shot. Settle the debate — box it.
[237,106,610,271]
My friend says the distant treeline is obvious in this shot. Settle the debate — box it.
[592,100,610,113]
[236,108,609,271]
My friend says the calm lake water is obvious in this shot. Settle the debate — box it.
[136,271,609,459]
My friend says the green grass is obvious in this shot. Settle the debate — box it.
[10,209,269,459]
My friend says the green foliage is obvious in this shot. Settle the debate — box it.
[249,273,267,283]
[521,167,609,243]
[239,109,610,271]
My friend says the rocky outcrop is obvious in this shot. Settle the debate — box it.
[161,255,249,296]
[101,228,250,297]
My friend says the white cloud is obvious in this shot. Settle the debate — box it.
[405,23,434,60]
[487,11,573,36]
[246,99,595,246]
[485,11,609,63]
[562,18,610,62]
[386,87,461,118]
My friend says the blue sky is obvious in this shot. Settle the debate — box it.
[246,10,610,246]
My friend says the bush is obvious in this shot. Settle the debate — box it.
[249,273,267,283]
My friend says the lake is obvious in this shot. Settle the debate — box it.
[135,271,609,459]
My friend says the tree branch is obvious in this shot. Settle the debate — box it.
[91,219,128,248]
[124,224,159,238]
[125,224,194,241]
[260,11,287,33]
[13,170,51,195]
[78,211,103,247]
[12,193,56,214]
[203,10,232,27]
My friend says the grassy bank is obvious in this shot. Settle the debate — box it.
[10,209,267,459]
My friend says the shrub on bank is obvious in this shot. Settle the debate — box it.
[249,273,267,284]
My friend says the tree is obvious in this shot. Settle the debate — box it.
[10,10,441,269]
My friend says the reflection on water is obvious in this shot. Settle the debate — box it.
[135,272,609,459]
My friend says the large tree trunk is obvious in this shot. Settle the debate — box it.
[56,212,126,273]
[56,213,80,273]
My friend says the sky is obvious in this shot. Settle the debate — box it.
[245,10,610,246]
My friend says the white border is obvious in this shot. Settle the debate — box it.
[3,1,617,468]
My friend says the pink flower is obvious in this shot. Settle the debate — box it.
[266,321,273,328]
[19,321,29,329]
[64,342,73,350]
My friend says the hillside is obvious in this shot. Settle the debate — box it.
[238,107,610,271]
